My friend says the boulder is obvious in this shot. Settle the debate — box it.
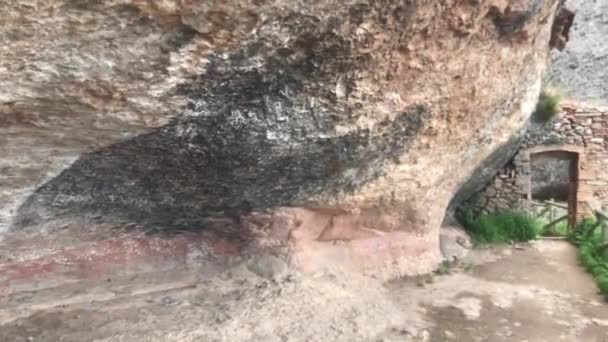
[440,226,473,262]
[1,0,563,279]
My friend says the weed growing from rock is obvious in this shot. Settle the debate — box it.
[533,89,562,123]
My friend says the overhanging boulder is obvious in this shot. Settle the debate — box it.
[2,0,563,281]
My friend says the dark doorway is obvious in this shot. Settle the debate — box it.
[529,150,579,233]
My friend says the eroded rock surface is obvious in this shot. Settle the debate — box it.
[1,0,562,278]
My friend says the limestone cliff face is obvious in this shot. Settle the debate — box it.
[1,0,561,277]
[548,0,608,106]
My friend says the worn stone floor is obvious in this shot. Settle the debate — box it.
[0,240,606,341]
[392,240,608,341]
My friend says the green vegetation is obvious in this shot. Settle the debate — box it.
[435,260,453,275]
[457,210,540,245]
[539,219,569,237]
[533,89,562,123]
[569,218,608,297]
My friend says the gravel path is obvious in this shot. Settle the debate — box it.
[0,240,606,341]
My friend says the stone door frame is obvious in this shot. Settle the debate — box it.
[517,144,583,227]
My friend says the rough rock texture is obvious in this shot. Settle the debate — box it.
[1,0,562,278]
[440,225,472,262]
[447,133,526,214]
[548,0,608,106]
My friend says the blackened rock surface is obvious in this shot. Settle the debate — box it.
[15,104,429,232]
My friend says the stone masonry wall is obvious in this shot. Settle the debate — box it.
[465,102,608,220]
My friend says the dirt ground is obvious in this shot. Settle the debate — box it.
[1,240,607,342]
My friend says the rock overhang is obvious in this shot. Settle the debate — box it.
[0,0,565,284]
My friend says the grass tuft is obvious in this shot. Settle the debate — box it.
[434,260,453,275]
[457,210,540,245]
[533,89,561,123]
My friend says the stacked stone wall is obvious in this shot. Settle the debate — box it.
[465,102,608,220]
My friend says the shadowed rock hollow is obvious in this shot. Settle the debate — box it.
[1,0,564,278]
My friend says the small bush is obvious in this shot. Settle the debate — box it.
[457,210,540,245]
[533,89,561,122]
[570,218,608,298]
[568,218,599,244]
